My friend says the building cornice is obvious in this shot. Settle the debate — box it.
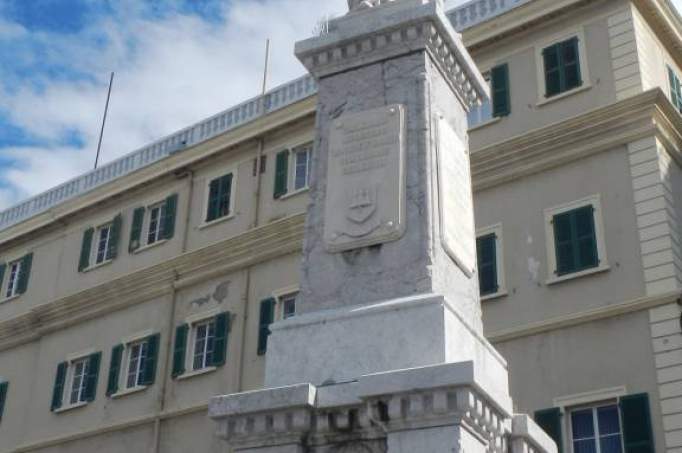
[634,0,682,69]
[471,89,682,191]
[0,214,306,353]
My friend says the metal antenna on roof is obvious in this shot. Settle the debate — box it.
[261,38,270,97]
[94,72,114,170]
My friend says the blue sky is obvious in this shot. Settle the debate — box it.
[0,0,680,210]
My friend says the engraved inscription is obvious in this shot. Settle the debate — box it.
[324,105,406,252]
[437,116,476,276]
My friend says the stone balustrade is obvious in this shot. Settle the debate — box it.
[447,0,533,31]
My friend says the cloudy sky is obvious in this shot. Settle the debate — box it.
[0,0,680,211]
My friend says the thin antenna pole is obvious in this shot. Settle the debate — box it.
[94,72,114,170]
[261,39,270,96]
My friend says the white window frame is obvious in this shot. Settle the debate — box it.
[544,194,609,285]
[277,142,313,200]
[3,259,22,301]
[177,309,222,380]
[535,27,592,106]
[110,330,156,398]
[200,167,238,229]
[54,348,97,412]
[92,222,113,266]
[476,224,507,301]
[567,402,625,453]
[272,285,299,321]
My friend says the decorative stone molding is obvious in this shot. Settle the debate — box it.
[295,0,488,110]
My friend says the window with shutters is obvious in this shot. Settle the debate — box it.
[535,30,590,104]
[94,223,112,265]
[273,143,313,200]
[126,341,149,389]
[106,333,159,398]
[130,194,177,253]
[51,351,101,412]
[476,225,506,300]
[4,260,21,299]
[468,64,510,129]
[1,253,32,300]
[146,203,165,246]
[203,171,236,225]
[172,311,230,379]
[0,380,8,422]
[80,215,121,271]
[570,404,623,453]
[668,66,682,113]
[544,195,608,284]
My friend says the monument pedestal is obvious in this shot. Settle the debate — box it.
[210,1,558,451]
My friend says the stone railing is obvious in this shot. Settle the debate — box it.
[0,75,317,233]
[447,0,533,31]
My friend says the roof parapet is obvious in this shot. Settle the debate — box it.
[447,0,533,31]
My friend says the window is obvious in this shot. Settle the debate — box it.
[106,334,159,397]
[206,174,234,223]
[668,66,682,113]
[274,143,313,199]
[570,404,623,453]
[51,352,101,412]
[171,312,230,378]
[79,215,122,271]
[535,393,655,453]
[476,225,505,299]
[545,195,607,282]
[468,64,510,128]
[281,292,297,320]
[0,253,33,300]
[129,194,178,252]
[0,380,8,422]
[257,290,298,355]
[542,37,583,98]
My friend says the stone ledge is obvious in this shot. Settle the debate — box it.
[510,415,558,453]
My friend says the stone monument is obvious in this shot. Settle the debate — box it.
[209,1,557,452]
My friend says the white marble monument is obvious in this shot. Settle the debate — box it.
[209,1,557,452]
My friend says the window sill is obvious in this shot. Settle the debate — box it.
[198,214,236,230]
[536,84,592,107]
[0,294,21,304]
[133,239,168,255]
[545,264,610,286]
[82,259,113,273]
[54,401,88,414]
[481,290,508,302]
[468,116,502,132]
[111,385,148,399]
[176,366,217,381]
[278,187,310,201]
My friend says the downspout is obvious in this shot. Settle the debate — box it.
[152,170,194,453]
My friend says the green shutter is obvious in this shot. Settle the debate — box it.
[106,344,124,397]
[0,263,6,290]
[535,408,563,453]
[562,37,582,91]
[0,381,8,421]
[162,194,178,240]
[141,334,160,386]
[212,312,231,367]
[477,234,498,296]
[16,253,32,295]
[554,206,598,276]
[274,150,289,199]
[491,64,510,117]
[257,298,276,355]
[543,44,561,97]
[669,66,682,112]
[106,214,122,261]
[206,178,221,222]
[83,352,101,402]
[79,228,94,272]
[51,362,67,411]
[129,207,145,253]
[220,174,233,218]
[620,393,655,453]
[172,324,189,378]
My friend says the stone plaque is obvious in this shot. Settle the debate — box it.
[324,104,406,252]
[437,116,476,277]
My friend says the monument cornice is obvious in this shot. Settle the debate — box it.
[295,0,488,110]
[471,88,682,191]
[0,213,306,352]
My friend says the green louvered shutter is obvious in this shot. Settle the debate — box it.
[83,352,101,402]
[535,408,563,453]
[16,253,32,295]
[162,194,178,240]
[79,228,94,272]
[477,234,498,296]
[0,263,6,290]
[172,324,189,378]
[51,362,67,411]
[257,298,276,355]
[206,178,221,222]
[129,207,145,253]
[543,44,561,97]
[141,334,160,386]
[274,150,289,199]
[106,214,122,261]
[220,174,233,218]
[212,312,231,367]
[554,206,598,276]
[620,393,655,453]
[563,37,582,92]
[0,381,8,421]
[491,64,510,117]
[106,344,124,397]
[669,66,682,112]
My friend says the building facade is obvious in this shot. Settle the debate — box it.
[0,0,679,451]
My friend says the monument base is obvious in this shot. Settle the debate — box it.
[209,361,556,453]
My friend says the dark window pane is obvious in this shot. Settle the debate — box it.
[598,406,621,435]
[600,436,623,453]
[572,409,595,438]
[574,439,597,453]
